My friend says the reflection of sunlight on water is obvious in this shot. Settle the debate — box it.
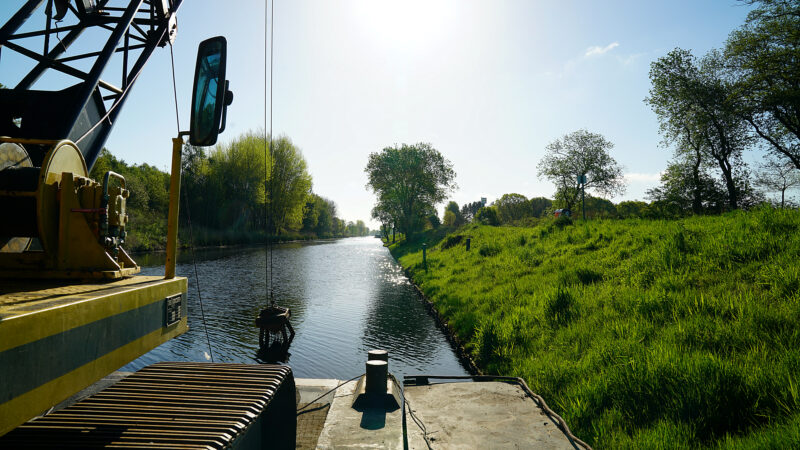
[123,237,467,380]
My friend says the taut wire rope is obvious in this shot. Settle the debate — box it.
[265,0,275,305]
[168,42,215,363]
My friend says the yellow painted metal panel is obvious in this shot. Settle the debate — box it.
[0,276,187,352]
[0,317,187,437]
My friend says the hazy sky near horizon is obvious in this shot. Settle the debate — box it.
[1,1,755,227]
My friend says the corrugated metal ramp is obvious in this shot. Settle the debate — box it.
[0,362,296,449]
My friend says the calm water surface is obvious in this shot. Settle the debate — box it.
[124,237,468,379]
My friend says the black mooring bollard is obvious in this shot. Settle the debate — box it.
[466,237,471,251]
[368,349,389,364]
[365,360,388,394]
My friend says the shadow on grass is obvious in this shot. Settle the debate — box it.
[387,226,455,259]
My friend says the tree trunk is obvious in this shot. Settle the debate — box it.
[691,151,703,214]
[684,125,704,214]
[719,161,738,209]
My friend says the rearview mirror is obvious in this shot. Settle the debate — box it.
[189,36,231,146]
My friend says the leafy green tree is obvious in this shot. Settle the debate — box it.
[460,201,483,223]
[726,0,800,169]
[475,206,499,226]
[314,196,336,237]
[443,201,464,226]
[537,129,625,211]
[426,211,441,229]
[267,135,313,234]
[443,210,457,227]
[616,201,649,219]
[646,159,728,214]
[528,197,553,218]
[577,196,617,219]
[371,200,395,239]
[493,193,530,223]
[206,131,267,230]
[647,49,752,209]
[365,143,456,236]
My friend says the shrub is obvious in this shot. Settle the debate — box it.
[476,206,500,226]
[554,215,573,228]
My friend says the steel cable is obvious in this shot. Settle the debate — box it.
[168,41,215,363]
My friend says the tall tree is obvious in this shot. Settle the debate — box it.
[443,201,464,226]
[460,201,483,223]
[647,49,751,209]
[267,135,313,234]
[726,0,800,169]
[537,129,625,211]
[365,143,456,236]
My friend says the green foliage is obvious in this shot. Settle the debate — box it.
[460,201,483,223]
[475,206,499,226]
[91,130,367,251]
[537,129,626,211]
[647,48,754,210]
[427,212,441,229]
[725,0,800,171]
[267,135,313,234]
[443,209,457,227]
[365,143,456,236]
[391,209,800,448]
[444,201,464,226]
[616,201,649,219]
[494,193,530,223]
[553,214,573,228]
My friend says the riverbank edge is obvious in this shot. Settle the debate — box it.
[129,235,366,255]
[387,247,482,376]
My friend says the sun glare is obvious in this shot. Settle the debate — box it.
[351,0,453,54]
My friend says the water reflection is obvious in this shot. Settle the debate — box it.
[124,237,468,379]
[255,340,291,364]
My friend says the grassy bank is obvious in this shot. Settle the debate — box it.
[390,208,800,448]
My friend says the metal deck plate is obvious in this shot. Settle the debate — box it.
[0,362,296,449]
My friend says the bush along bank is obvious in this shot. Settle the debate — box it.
[388,208,800,448]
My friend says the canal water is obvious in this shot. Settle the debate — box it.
[124,237,468,380]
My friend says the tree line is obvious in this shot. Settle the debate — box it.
[91,131,369,251]
[645,0,800,213]
[368,1,800,239]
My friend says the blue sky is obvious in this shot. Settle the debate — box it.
[1,1,755,227]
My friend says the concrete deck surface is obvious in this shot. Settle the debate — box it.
[315,378,404,449]
[404,381,576,449]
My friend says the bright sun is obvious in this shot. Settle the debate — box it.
[350,0,454,54]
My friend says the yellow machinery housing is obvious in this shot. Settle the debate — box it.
[0,137,189,437]
[0,138,138,279]
[0,1,232,438]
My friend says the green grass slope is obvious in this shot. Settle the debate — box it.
[390,208,800,448]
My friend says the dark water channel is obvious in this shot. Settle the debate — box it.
[123,237,468,380]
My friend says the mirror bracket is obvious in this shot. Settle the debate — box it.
[218,80,233,134]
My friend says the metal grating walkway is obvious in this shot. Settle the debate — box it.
[0,362,296,449]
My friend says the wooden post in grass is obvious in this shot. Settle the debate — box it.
[422,243,427,270]
[466,237,471,251]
